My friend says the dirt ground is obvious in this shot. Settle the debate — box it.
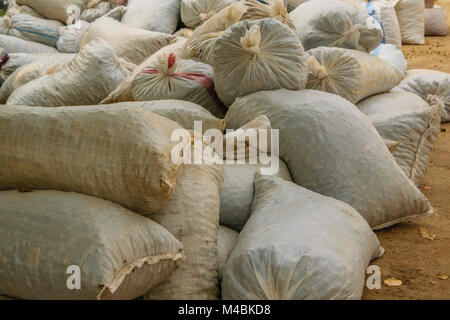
[363,0,450,300]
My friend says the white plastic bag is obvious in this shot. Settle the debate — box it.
[181,0,238,28]
[57,20,90,53]
[217,225,238,281]
[371,43,407,77]
[395,0,425,44]
[16,0,86,24]
[357,90,429,115]
[0,34,58,54]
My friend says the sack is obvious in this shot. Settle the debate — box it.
[104,100,225,132]
[225,89,433,229]
[121,0,180,34]
[0,50,72,83]
[0,34,59,54]
[183,0,292,66]
[424,7,448,36]
[220,159,292,232]
[6,3,45,19]
[80,17,175,65]
[16,0,86,24]
[0,54,74,103]
[394,69,450,123]
[101,37,187,104]
[80,1,112,22]
[104,5,127,21]
[0,14,63,47]
[395,0,425,44]
[217,225,238,282]
[0,104,185,215]
[0,190,184,300]
[369,105,441,186]
[7,39,133,106]
[213,18,308,106]
[57,20,90,53]
[289,0,383,52]
[306,47,403,104]
[222,174,383,300]
[131,52,227,118]
[371,43,407,77]
[144,160,224,300]
[357,90,430,115]
[181,0,238,28]
[343,0,402,49]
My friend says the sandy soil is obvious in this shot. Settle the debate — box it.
[363,0,450,300]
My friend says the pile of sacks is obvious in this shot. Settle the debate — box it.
[0,0,448,300]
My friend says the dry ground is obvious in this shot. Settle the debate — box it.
[363,0,450,300]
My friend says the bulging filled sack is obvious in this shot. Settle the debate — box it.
[6,2,45,19]
[144,158,224,300]
[0,50,72,83]
[217,225,238,281]
[371,43,407,77]
[0,104,185,215]
[0,190,184,300]
[0,54,74,103]
[183,0,292,66]
[80,1,112,22]
[225,89,433,229]
[121,0,180,34]
[306,46,403,104]
[7,38,133,106]
[80,17,175,65]
[369,105,441,186]
[222,174,384,300]
[101,38,187,104]
[221,159,292,232]
[0,34,58,54]
[424,7,448,36]
[16,0,86,24]
[103,100,225,132]
[395,0,425,44]
[181,0,238,28]
[343,0,402,49]
[394,69,450,123]
[213,18,308,106]
[0,14,63,47]
[131,52,226,118]
[357,90,430,115]
[289,0,383,52]
[57,20,90,53]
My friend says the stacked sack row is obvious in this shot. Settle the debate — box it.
[0,0,449,300]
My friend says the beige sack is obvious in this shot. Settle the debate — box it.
[0,190,184,300]
[80,17,175,65]
[395,0,425,44]
[144,159,224,300]
[217,225,238,282]
[289,0,383,52]
[0,104,185,215]
[16,0,86,24]
[369,105,441,186]
[394,69,450,122]
[213,18,308,106]
[225,89,433,229]
[0,54,74,103]
[181,0,238,28]
[7,39,133,106]
[357,90,429,115]
[183,0,292,66]
[306,46,403,104]
[0,34,59,54]
[80,1,112,22]
[131,51,227,118]
[101,37,187,104]
[424,7,448,36]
